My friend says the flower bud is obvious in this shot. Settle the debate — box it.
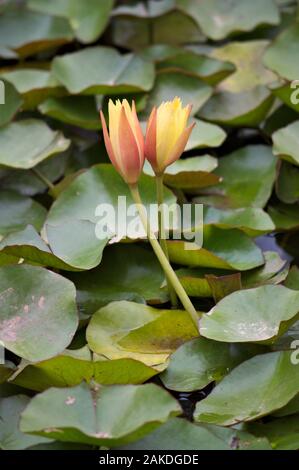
[100,99,144,184]
[145,97,195,174]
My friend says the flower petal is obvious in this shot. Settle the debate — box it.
[164,122,195,169]
[145,107,158,171]
[100,110,120,173]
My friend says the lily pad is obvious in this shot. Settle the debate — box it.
[196,145,277,209]
[0,395,51,450]
[144,72,212,116]
[167,226,264,271]
[29,0,114,43]
[86,301,198,367]
[160,337,264,392]
[0,69,64,109]
[0,9,74,58]
[0,264,78,361]
[177,0,279,40]
[199,285,299,343]
[52,46,155,94]
[0,120,70,169]
[45,164,176,270]
[194,351,299,425]
[0,79,23,126]
[186,119,226,150]
[120,417,271,450]
[20,382,181,446]
[272,120,299,166]
[276,161,299,203]
[0,190,47,237]
[11,347,160,392]
[264,23,299,81]
[39,96,101,130]
[268,203,299,230]
[247,415,299,450]
[67,244,167,316]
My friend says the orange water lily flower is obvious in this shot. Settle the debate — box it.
[100,99,144,184]
[145,97,195,174]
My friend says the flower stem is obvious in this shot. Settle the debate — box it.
[156,174,178,308]
[129,183,199,329]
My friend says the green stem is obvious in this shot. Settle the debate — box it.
[31,168,55,191]
[129,183,199,329]
[156,174,178,308]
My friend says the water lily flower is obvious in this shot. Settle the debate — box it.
[100,99,144,184]
[145,97,195,175]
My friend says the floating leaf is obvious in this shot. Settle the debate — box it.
[20,382,181,446]
[276,161,299,203]
[39,96,101,130]
[200,86,274,127]
[167,227,264,271]
[52,46,155,94]
[196,145,277,209]
[0,120,70,169]
[0,191,46,237]
[200,285,299,343]
[12,347,160,392]
[0,395,51,450]
[0,9,74,58]
[272,120,299,166]
[0,264,78,361]
[194,351,299,425]
[0,69,64,109]
[160,337,264,392]
[0,79,23,126]
[247,415,299,450]
[145,72,212,116]
[186,119,226,150]
[119,417,271,450]
[177,0,279,40]
[86,301,198,367]
[67,244,167,316]
[45,165,176,270]
[268,203,299,230]
[29,0,114,43]
[264,23,299,81]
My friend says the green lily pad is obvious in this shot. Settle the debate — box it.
[0,9,74,58]
[276,161,299,203]
[0,225,82,271]
[264,23,299,81]
[176,251,288,298]
[45,164,176,270]
[144,72,212,116]
[157,50,235,85]
[203,207,275,237]
[0,79,23,126]
[177,0,279,40]
[67,244,167,316]
[247,414,299,450]
[160,337,265,392]
[167,226,264,271]
[0,69,64,110]
[0,264,78,361]
[194,351,299,425]
[196,145,277,209]
[272,120,299,166]
[11,347,160,392]
[0,120,70,170]
[20,382,181,446]
[86,301,198,367]
[211,40,277,92]
[272,394,299,418]
[120,417,271,450]
[52,46,155,94]
[0,395,51,450]
[200,86,274,127]
[199,285,299,343]
[186,119,226,150]
[144,156,220,190]
[0,190,47,237]
[29,0,114,43]
[39,96,101,130]
[268,203,299,230]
